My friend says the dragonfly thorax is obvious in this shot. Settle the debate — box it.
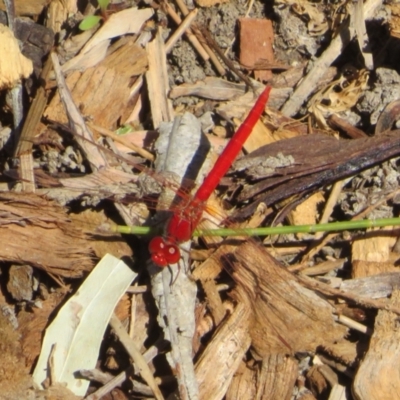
[166,204,203,243]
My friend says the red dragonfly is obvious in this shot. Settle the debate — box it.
[148,86,272,267]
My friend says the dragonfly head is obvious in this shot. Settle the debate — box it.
[149,236,181,267]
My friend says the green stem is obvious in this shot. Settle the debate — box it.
[110,217,400,237]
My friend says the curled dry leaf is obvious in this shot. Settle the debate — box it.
[33,255,137,397]
[61,7,154,73]
[276,0,329,36]
[309,69,369,129]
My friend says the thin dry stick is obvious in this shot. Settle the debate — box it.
[163,2,209,62]
[109,314,164,400]
[165,8,199,53]
[87,122,154,161]
[126,76,144,123]
[193,24,254,90]
[299,274,400,315]
[84,366,152,399]
[171,0,226,75]
[337,314,372,335]
[129,286,137,338]
[84,339,169,400]
[315,179,346,239]
[51,52,108,170]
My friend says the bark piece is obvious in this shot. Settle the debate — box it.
[230,241,346,355]
[353,291,400,399]
[232,130,400,219]
[0,192,131,278]
[239,18,274,82]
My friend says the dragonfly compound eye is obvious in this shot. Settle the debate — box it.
[149,237,181,266]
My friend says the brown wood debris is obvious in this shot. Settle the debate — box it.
[229,241,347,356]
[0,0,49,16]
[239,18,274,82]
[45,39,148,131]
[232,130,400,219]
[0,192,131,278]
[353,291,400,399]
[195,302,252,399]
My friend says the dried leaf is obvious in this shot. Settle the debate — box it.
[33,255,137,396]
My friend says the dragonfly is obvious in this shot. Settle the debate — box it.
[148,86,272,267]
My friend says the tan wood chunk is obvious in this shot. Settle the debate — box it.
[146,29,174,127]
[201,279,226,325]
[352,229,398,278]
[45,40,148,130]
[321,339,359,367]
[257,355,298,400]
[290,192,325,238]
[0,25,33,89]
[0,0,49,16]
[226,361,257,400]
[353,291,400,399]
[239,18,274,82]
[195,302,251,399]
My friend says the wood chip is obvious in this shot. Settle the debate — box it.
[0,192,131,278]
[0,0,49,16]
[353,291,400,399]
[46,40,148,130]
[195,302,251,399]
[239,18,274,82]
[0,24,32,89]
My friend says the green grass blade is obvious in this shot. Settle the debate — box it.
[108,217,400,237]
[193,217,400,237]
[108,225,152,235]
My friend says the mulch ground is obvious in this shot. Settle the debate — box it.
[1,0,400,399]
